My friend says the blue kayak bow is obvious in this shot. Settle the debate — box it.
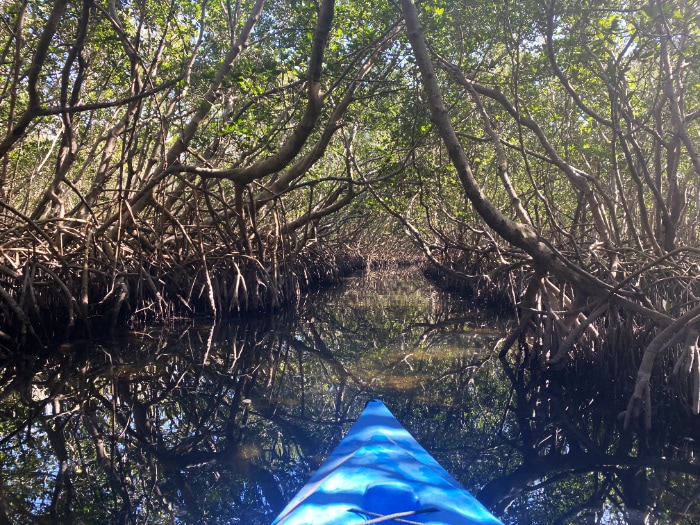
[272,399,504,525]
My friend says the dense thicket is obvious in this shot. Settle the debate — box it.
[1,0,700,426]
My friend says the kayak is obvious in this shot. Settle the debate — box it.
[271,399,504,524]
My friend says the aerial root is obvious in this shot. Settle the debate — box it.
[673,329,700,414]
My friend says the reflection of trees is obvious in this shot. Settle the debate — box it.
[293,273,700,524]
[0,315,367,524]
[474,357,700,524]
[1,271,699,523]
[276,271,700,524]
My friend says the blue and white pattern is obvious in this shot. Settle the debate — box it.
[272,399,504,525]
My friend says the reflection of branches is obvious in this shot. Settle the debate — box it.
[0,307,383,523]
[482,450,700,515]
[82,406,134,520]
[41,414,73,520]
[285,328,362,386]
[487,355,700,522]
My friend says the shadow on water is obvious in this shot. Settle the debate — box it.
[0,268,699,524]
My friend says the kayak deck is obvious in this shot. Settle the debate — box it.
[271,399,504,525]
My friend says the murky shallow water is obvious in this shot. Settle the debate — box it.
[1,270,699,524]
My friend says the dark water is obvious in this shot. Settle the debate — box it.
[1,270,699,524]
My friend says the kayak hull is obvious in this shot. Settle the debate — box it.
[271,399,503,525]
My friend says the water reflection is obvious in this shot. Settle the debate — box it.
[0,270,698,524]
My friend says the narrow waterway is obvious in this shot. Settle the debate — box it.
[1,269,698,524]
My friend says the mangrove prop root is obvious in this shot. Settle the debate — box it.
[625,307,700,429]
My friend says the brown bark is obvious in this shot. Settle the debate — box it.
[399,0,603,297]
[0,0,68,158]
